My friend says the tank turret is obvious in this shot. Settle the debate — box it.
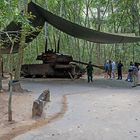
[36,49,73,64]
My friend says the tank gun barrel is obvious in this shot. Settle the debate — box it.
[72,60,104,70]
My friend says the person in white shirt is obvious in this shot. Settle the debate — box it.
[111,61,116,79]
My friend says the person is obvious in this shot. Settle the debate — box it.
[111,61,116,79]
[108,60,112,79]
[86,61,93,82]
[126,62,133,82]
[117,60,123,80]
[104,60,109,79]
[137,65,140,85]
[132,62,139,87]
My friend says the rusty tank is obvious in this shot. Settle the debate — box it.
[21,49,84,78]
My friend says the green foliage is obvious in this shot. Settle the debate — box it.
[1,0,140,73]
[0,1,17,26]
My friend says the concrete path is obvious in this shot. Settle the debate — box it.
[13,78,140,140]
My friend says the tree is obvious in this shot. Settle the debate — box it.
[2,0,140,74]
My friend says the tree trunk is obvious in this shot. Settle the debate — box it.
[8,73,13,121]
[0,49,2,92]
[96,6,101,65]
[14,30,25,80]
[14,0,27,80]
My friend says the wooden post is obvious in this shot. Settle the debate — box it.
[32,90,50,117]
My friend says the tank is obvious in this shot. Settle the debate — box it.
[21,49,84,78]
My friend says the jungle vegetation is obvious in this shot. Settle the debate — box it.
[1,0,140,75]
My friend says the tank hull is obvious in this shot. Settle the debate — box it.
[21,63,83,78]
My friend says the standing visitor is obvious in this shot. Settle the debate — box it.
[104,60,109,79]
[137,65,140,85]
[111,61,116,79]
[117,60,123,80]
[108,60,112,79]
[86,61,93,83]
[132,62,139,87]
[126,61,133,82]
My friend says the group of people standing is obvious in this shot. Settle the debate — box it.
[104,60,140,86]
[104,60,123,80]
[86,60,140,87]
[126,62,140,86]
[86,60,124,82]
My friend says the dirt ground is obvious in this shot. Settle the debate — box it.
[0,77,67,140]
[0,74,139,140]
[0,92,34,131]
[0,79,35,138]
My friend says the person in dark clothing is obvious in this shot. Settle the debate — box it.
[126,61,133,82]
[108,60,112,78]
[104,60,109,79]
[117,60,123,80]
[86,61,93,82]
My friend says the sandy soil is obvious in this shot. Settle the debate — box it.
[0,92,34,135]
[0,79,35,138]
[0,78,67,140]
[0,92,67,140]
